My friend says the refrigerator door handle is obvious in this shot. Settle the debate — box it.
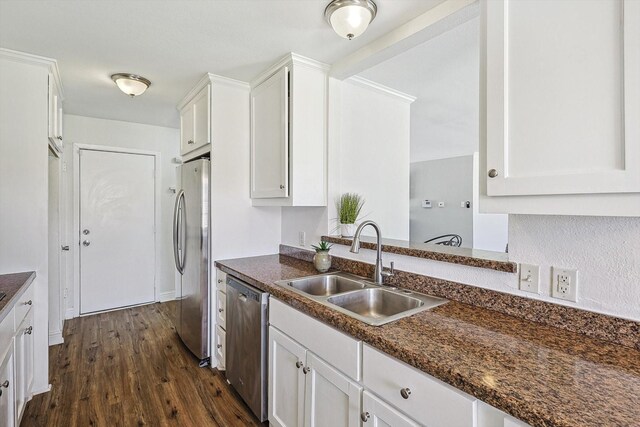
[173,190,185,275]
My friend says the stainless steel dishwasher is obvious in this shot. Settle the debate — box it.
[225,275,268,422]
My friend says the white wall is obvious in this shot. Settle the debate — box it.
[209,82,281,261]
[410,156,474,246]
[62,115,180,310]
[0,56,50,393]
[339,79,411,240]
[329,214,640,322]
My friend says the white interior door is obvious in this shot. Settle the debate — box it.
[79,149,155,314]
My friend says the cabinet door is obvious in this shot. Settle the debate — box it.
[485,0,640,196]
[192,85,211,151]
[0,346,15,427]
[362,391,419,427]
[269,326,305,427]
[216,290,226,329]
[15,309,33,421]
[214,325,226,371]
[180,104,195,155]
[251,67,289,199]
[304,352,362,427]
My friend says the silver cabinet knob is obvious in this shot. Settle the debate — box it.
[61,245,70,251]
[188,140,194,144]
[24,300,32,306]
[295,361,303,369]
[25,326,33,335]
[56,136,63,141]
[488,169,498,178]
[83,240,91,247]
[279,185,285,189]
[216,344,222,349]
[83,229,90,235]
[217,279,223,284]
[400,387,411,399]
[1,380,8,388]
[302,366,310,374]
[361,412,370,422]
[218,308,224,313]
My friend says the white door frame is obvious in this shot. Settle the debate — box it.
[72,143,162,318]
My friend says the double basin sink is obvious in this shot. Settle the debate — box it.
[274,272,447,326]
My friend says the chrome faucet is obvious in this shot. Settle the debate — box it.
[350,220,394,285]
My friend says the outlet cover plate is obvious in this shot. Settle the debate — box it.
[519,263,540,293]
[551,267,578,302]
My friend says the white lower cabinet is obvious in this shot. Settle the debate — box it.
[268,298,531,427]
[269,327,362,427]
[15,308,34,419]
[0,344,16,427]
[362,390,419,427]
[214,268,227,371]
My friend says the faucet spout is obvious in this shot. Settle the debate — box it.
[350,220,390,285]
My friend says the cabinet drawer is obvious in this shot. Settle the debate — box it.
[215,269,227,293]
[216,290,226,329]
[215,325,226,370]
[0,308,14,361]
[270,298,362,380]
[14,284,34,328]
[363,345,477,426]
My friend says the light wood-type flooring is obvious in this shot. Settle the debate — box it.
[22,301,262,426]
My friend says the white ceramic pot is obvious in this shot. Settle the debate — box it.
[341,223,356,238]
[313,251,332,273]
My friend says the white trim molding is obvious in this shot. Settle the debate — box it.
[48,331,64,346]
[158,290,176,303]
[177,72,249,110]
[346,76,417,103]
[0,47,64,99]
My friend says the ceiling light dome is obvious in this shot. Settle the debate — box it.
[111,73,151,97]
[325,0,377,40]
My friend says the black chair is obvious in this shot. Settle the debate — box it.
[424,234,462,247]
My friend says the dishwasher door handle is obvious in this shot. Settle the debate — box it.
[239,293,248,302]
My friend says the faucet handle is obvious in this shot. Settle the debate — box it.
[382,261,395,278]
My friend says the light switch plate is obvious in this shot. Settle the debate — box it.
[551,267,578,302]
[298,231,306,246]
[519,263,540,293]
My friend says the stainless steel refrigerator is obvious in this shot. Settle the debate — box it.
[173,158,210,365]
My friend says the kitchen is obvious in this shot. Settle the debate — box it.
[0,0,639,426]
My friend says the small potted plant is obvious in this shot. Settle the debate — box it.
[336,193,364,238]
[311,241,333,273]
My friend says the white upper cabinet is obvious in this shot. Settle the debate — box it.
[179,84,210,156]
[48,72,64,155]
[482,0,640,215]
[251,67,289,199]
[250,53,328,206]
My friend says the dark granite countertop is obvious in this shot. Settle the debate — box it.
[0,271,35,323]
[215,254,640,427]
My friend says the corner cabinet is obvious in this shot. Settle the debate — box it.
[47,72,64,156]
[480,0,640,216]
[250,53,328,206]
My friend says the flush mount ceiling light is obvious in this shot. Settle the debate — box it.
[324,0,377,40]
[111,73,151,97]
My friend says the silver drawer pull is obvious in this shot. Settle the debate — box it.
[1,380,8,388]
[488,169,498,178]
[216,344,222,349]
[295,361,303,369]
[217,279,223,284]
[279,185,285,189]
[57,136,63,141]
[187,140,194,144]
[361,412,370,422]
[400,387,411,399]
[218,308,224,313]
[25,326,33,335]
[302,366,310,374]
[24,300,33,306]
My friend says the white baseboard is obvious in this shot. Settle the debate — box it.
[49,331,64,346]
[65,307,75,319]
[159,290,176,302]
[31,384,52,396]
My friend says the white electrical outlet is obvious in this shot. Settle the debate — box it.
[518,263,540,293]
[551,267,578,302]
[298,231,306,246]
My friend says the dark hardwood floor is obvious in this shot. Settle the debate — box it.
[22,301,262,426]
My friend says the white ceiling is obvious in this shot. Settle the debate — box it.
[0,0,445,129]
[359,16,479,163]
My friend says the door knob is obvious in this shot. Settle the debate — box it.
[83,229,90,235]
[83,240,91,247]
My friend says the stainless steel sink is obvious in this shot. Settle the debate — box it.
[274,272,447,326]
[283,274,366,296]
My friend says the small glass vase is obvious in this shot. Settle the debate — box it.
[313,251,332,273]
